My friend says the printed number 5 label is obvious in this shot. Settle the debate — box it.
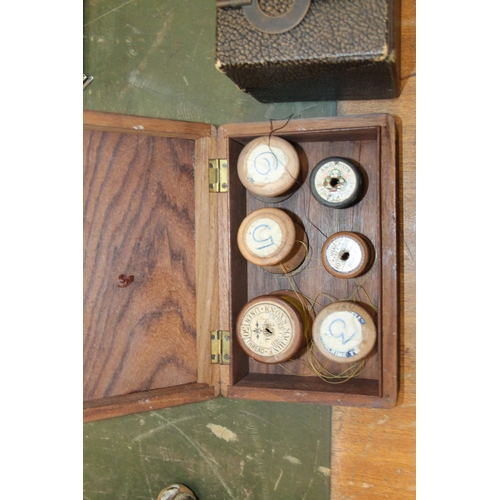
[245,218,283,257]
[252,224,275,250]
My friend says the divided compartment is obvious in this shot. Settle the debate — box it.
[220,115,398,407]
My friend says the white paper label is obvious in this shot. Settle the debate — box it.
[246,144,289,186]
[313,160,357,204]
[325,236,362,274]
[245,217,283,257]
[240,302,294,357]
[319,311,366,358]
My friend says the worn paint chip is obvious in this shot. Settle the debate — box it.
[206,423,238,442]
[318,467,331,476]
[283,455,302,465]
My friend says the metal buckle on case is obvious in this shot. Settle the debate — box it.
[217,0,311,34]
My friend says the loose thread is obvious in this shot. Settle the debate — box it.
[274,265,374,384]
[259,114,302,190]
[268,114,294,144]
[308,344,367,384]
[348,277,378,312]
[304,188,329,240]
[364,197,379,217]
[278,239,311,277]
[278,343,366,384]
[303,282,377,382]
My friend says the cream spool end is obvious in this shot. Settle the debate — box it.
[236,290,314,364]
[312,301,376,364]
[237,207,308,274]
[237,135,300,202]
[321,231,372,279]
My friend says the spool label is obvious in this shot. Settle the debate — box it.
[325,236,362,274]
[313,160,357,203]
[319,311,365,358]
[240,302,294,357]
[246,145,289,185]
[245,218,283,257]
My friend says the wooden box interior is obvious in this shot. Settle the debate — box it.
[83,112,398,421]
[220,118,398,407]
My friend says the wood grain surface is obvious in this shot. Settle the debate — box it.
[329,0,416,496]
[83,130,198,401]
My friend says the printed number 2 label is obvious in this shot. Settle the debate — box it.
[319,311,363,357]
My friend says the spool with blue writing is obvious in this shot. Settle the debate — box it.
[312,301,376,364]
[237,207,308,274]
[309,157,363,208]
[236,290,313,364]
[237,136,301,202]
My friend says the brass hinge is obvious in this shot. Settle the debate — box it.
[209,159,228,193]
[210,330,230,364]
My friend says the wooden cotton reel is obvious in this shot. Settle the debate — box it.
[237,207,308,274]
[237,135,300,202]
[309,157,363,209]
[321,232,373,279]
[312,301,376,364]
[236,290,313,364]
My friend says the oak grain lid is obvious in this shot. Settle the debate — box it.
[312,301,376,364]
[321,231,372,279]
[309,157,363,209]
[237,135,300,198]
[237,207,296,267]
[236,292,308,364]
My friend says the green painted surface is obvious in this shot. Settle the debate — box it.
[83,0,336,126]
[84,1,335,498]
[84,398,331,500]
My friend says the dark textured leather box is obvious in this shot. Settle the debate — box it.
[215,0,401,102]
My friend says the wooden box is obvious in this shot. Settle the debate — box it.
[83,111,398,422]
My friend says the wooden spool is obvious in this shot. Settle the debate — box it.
[237,135,300,202]
[321,231,372,279]
[309,156,363,209]
[236,290,314,364]
[312,301,376,364]
[157,484,198,500]
[237,207,308,274]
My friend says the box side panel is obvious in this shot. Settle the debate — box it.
[83,383,215,423]
[380,115,399,404]
[194,134,222,390]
